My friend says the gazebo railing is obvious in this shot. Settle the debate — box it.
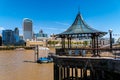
[56,48,120,58]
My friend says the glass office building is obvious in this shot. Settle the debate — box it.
[2,30,14,45]
[23,18,33,41]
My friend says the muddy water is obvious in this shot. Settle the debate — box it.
[0,50,53,80]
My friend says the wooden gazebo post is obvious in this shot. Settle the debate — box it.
[61,35,65,49]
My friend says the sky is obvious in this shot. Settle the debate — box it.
[0,0,120,39]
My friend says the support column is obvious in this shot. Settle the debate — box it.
[83,69,87,80]
[91,35,96,56]
[67,37,70,48]
[70,37,72,48]
[101,70,105,79]
[62,67,64,79]
[61,38,64,49]
[64,67,67,79]
[54,64,59,80]
[96,36,99,56]
[60,65,63,80]
[35,45,39,61]
[67,66,70,80]
[72,67,74,80]
[61,36,65,49]
[63,37,65,49]
[90,69,94,80]
[75,67,78,80]
[81,68,83,79]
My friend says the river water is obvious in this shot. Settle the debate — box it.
[0,50,53,80]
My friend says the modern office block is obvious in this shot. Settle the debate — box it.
[23,18,33,41]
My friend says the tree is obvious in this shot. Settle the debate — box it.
[47,40,52,46]
[83,41,88,47]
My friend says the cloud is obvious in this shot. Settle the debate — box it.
[19,28,23,35]
[42,27,66,32]
[45,27,65,30]
[55,22,70,26]
[0,27,5,31]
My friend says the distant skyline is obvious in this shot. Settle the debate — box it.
[0,0,120,39]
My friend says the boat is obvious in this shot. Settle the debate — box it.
[35,46,53,63]
[37,57,53,63]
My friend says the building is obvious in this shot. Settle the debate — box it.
[14,27,20,42]
[2,28,23,46]
[0,35,2,46]
[26,40,47,46]
[26,29,48,47]
[19,35,23,40]
[23,18,33,41]
[2,30,14,45]
[34,29,48,41]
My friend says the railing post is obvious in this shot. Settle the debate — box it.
[75,67,78,80]
[67,66,70,80]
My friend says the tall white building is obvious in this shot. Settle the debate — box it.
[23,18,33,41]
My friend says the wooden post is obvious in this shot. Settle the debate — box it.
[64,66,66,79]
[75,67,78,80]
[67,66,70,80]
[63,67,65,79]
[83,69,87,80]
[55,64,59,80]
[81,68,83,79]
[63,37,65,48]
[72,67,74,79]
[64,67,67,79]
[35,45,39,61]
[54,63,59,80]
[96,36,99,56]
[67,37,70,48]
[70,37,72,48]
[60,65,63,80]
[90,69,94,80]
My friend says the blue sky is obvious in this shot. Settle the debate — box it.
[0,0,120,39]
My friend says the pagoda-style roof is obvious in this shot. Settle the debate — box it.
[57,12,107,37]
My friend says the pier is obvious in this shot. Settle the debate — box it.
[53,12,120,80]
[53,55,120,80]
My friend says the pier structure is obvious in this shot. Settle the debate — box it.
[53,12,120,80]
[54,56,120,80]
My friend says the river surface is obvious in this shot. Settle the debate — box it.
[0,50,53,80]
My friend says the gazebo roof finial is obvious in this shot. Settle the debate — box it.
[78,6,80,14]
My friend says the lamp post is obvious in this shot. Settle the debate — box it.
[109,29,112,49]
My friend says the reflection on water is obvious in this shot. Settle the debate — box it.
[0,50,53,80]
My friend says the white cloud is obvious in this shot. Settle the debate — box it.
[0,27,5,31]
[43,27,66,31]
[0,27,5,34]
[55,22,70,26]
[19,28,23,35]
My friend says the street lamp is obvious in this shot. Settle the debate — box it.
[109,29,113,49]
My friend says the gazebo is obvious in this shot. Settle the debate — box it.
[56,12,107,56]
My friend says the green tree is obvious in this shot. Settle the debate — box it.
[47,40,52,46]
[83,41,88,47]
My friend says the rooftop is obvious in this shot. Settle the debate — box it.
[57,12,107,37]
